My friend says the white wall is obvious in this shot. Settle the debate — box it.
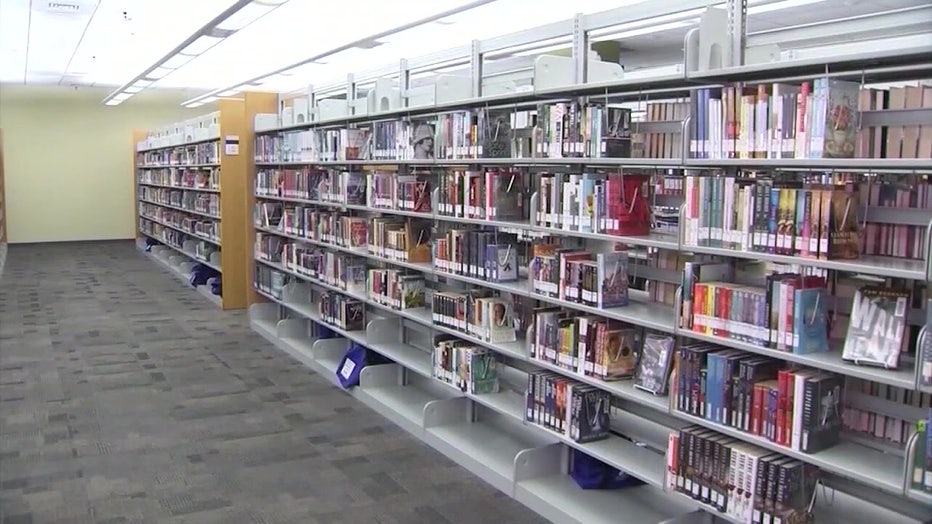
[0,85,208,243]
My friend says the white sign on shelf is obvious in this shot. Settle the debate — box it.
[224,135,240,155]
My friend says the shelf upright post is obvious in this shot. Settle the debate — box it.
[306,84,316,123]
[399,58,410,110]
[240,92,279,308]
[572,13,588,84]
[347,73,357,116]
[131,130,146,245]
[470,39,483,99]
[726,0,747,68]
[924,217,932,283]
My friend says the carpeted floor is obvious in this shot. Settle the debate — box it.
[0,240,546,524]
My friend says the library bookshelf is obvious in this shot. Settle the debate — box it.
[134,92,276,310]
[245,3,932,524]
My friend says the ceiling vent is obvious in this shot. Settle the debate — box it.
[31,0,98,15]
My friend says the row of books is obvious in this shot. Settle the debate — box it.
[368,171,430,212]
[139,187,221,217]
[434,170,525,220]
[859,178,932,260]
[256,202,369,249]
[683,268,830,355]
[434,230,518,283]
[139,206,220,241]
[843,378,931,446]
[530,247,630,309]
[140,221,218,262]
[255,264,288,299]
[433,335,501,394]
[137,142,220,166]
[368,269,426,311]
[667,426,818,524]
[431,290,518,345]
[535,173,652,237]
[319,290,366,331]
[525,370,613,443]
[675,343,841,454]
[137,168,220,191]
[682,175,860,260]
[530,308,675,392]
[255,98,699,162]
[692,81,932,160]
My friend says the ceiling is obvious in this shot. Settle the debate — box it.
[0,0,928,103]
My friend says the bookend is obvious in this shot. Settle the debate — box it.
[275,318,317,369]
[281,282,313,308]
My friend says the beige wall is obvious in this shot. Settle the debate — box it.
[0,85,208,243]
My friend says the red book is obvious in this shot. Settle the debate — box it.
[776,369,791,446]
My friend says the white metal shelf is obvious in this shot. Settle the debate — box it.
[253,225,920,389]
[684,157,932,172]
[139,214,221,246]
[137,181,221,194]
[253,194,925,281]
[138,198,221,221]
[138,230,221,272]
[136,137,220,153]
[137,163,220,169]
[252,260,920,500]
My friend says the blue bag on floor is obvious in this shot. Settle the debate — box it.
[336,343,391,389]
[570,449,644,490]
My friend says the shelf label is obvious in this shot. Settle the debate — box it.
[224,135,240,155]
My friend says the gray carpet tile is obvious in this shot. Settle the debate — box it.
[0,241,548,524]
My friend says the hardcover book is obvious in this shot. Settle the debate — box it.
[793,287,829,354]
[842,286,909,368]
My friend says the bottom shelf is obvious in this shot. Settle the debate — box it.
[246,297,929,524]
[138,238,222,308]
[516,475,688,524]
[426,423,528,492]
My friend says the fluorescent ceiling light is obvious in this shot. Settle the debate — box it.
[182,35,223,56]
[185,102,205,108]
[162,54,196,69]
[147,67,174,80]
[113,93,131,102]
[748,0,826,15]
[215,1,280,31]
[202,96,219,103]
[105,100,122,106]
[132,80,154,89]
[218,89,240,96]
[124,86,143,93]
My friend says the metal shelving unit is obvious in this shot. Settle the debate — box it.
[245,1,932,523]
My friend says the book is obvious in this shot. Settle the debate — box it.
[792,287,829,354]
[842,286,909,368]
[800,373,842,454]
[634,334,675,394]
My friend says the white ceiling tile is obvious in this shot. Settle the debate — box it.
[0,0,30,83]
[64,0,234,85]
